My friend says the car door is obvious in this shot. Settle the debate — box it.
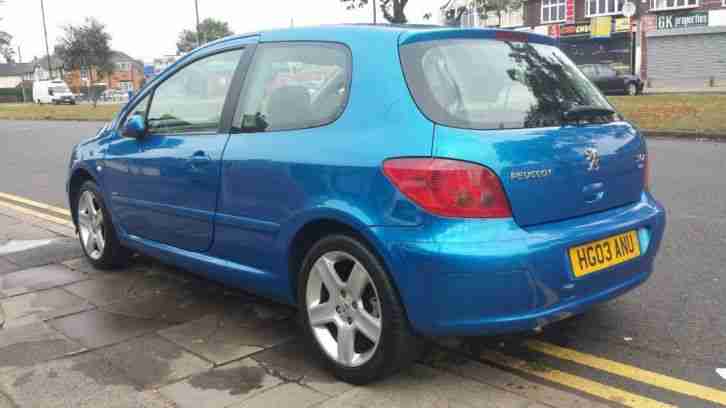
[211,42,352,275]
[103,44,250,252]
[600,65,621,93]
[588,65,607,92]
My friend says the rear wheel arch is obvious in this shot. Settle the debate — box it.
[286,218,406,315]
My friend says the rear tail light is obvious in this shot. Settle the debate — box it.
[382,158,512,218]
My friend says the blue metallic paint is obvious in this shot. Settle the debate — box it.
[67,25,665,337]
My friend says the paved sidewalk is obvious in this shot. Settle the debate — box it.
[0,205,608,408]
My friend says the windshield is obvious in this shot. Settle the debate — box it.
[400,39,615,130]
[50,85,70,93]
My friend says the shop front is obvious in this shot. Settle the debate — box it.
[645,9,726,88]
[550,17,636,73]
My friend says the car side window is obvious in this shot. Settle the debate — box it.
[580,66,594,78]
[234,42,351,132]
[147,48,244,134]
[599,66,615,77]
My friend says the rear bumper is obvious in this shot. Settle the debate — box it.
[372,191,666,336]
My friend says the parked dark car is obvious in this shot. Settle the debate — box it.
[580,64,643,96]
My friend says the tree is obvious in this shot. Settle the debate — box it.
[176,18,233,54]
[0,0,14,63]
[0,31,14,63]
[340,0,409,24]
[54,17,113,107]
[443,0,524,27]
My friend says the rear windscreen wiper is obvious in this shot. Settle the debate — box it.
[562,106,615,122]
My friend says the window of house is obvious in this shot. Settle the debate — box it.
[542,0,566,23]
[80,68,89,80]
[146,48,243,134]
[586,0,625,16]
[650,0,698,11]
[234,42,351,132]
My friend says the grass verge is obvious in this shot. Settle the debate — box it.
[0,103,122,121]
[1,94,725,136]
[609,94,726,135]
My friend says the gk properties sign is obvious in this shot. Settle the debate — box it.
[656,11,708,30]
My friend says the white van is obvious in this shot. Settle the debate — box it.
[33,80,76,105]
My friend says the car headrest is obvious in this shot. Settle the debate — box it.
[266,85,312,130]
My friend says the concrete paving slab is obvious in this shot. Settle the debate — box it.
[49,309,172,349]
[0,393,12,408]
[0,224,58,243]
[2,238,82,269]
[0,288,93,328]
[252,340,353,397]
[0,264,86,298]
[62,257,104,275]
[315,364,549,408]
[100,289,227,325]
[0,257,19,276]
[157,358,282,408]
[0,322,84,368]
[228,382,329,408]
[100,334,213,389]
[62,270,155,306]
[0,351,171,408]
[158,313,296,366]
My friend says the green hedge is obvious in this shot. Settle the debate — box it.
[0,87,32,103]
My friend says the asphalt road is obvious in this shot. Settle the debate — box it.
[1,119,725,406]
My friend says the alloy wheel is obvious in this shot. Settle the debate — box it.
[305,251,382,367]
[77,190,106,260]
[628,83,638,96]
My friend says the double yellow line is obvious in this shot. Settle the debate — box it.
[1,191,725,407]
[478,339,726,407]
[0,192,73,227]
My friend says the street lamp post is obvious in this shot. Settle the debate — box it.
[373,0,377,24]
[195,0,202,47]
[40,0,53,79]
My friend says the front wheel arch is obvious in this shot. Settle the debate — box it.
[68,168,97,228]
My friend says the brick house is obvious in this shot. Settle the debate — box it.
[441,0,726,89]
[64,51,144,95]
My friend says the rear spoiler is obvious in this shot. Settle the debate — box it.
[398,28,557,47]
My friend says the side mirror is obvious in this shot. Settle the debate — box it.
[122,114,147,138]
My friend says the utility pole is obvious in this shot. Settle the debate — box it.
[373,0,377,24]
[40,0,53,79]
[194,0,202,48]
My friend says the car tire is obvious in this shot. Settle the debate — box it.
[298,234,422,385]
[627,83,638,96]
[75,180,131,269]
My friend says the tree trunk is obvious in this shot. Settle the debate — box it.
[89,66,97,108]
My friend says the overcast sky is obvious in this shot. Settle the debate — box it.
[0,0,444,63]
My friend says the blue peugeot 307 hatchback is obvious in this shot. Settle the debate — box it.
[67,25,665,384]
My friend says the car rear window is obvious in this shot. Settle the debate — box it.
[400,38,614,130]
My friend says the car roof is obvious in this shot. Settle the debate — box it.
[193,24,556,53]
